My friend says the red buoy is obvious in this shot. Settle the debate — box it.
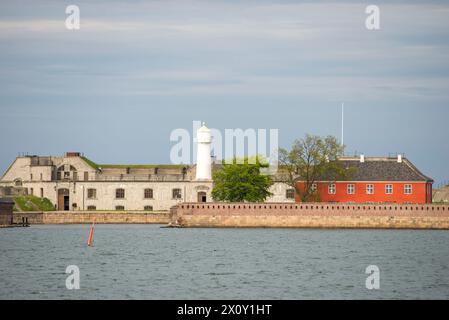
[87,218,95,247]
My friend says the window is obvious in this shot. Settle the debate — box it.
[144,188,153,199]
[366,184,374,195]
[286,189,295,199]
[144,205,153,211]
[40,173,43,181]
[64,172,70,180]
[328,183,336,194]
[172,188,182,199]
[73,172,78,181]
[404,184,413,195]
[87,205,96,211]
[40,188,44,198]
[84,172,89,181]
[347,184,355,195]
[385,184,393,194]
[115,205,125,211]
[116,188,125,199]
[311,183,317,192]
[30,174,33,181]
[87,189,97,199]
[30,188,34,196]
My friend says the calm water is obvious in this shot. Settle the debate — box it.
[0,225,448,300]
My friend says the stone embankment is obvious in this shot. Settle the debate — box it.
[13,211,170,224]
[170,203,449,229]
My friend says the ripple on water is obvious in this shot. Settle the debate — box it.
[1,225,449,299]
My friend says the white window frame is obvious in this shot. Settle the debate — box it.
[366,184,374,195]
[328,183,336,195]
[404,184,413,195]
[347,184,355,195]
[385,184,393,194]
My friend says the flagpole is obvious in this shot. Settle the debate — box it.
[341,102,344,147]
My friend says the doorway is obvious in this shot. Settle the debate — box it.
[58,189,70,211]
[197,192,207,203]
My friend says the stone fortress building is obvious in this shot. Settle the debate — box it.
[0,124,291,211]
[0,124,433,211]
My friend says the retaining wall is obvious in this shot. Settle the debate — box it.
[12,211,170,224]
[172,203,449,229]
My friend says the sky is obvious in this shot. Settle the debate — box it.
[0,0,448,185]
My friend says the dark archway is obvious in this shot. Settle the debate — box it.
[197,191,207,203]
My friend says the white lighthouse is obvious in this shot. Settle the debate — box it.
[195,122,212,180]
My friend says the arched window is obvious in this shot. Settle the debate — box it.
[57,165,78,181]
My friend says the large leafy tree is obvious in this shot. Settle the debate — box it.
[279,134,350,202]
[212,157,274,202]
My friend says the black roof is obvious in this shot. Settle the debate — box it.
[331,158,433,182]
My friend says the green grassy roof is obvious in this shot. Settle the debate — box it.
[81,156,187,170]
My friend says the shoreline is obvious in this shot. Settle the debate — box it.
[6,203,449,230]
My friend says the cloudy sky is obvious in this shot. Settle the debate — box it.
[0,0,448,185]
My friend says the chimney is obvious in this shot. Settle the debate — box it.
[66,152,81,157]
[360,154,365,163]
[397,154,403,163]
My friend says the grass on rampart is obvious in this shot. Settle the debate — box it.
[14,196,55,212]
[81,156,185,170]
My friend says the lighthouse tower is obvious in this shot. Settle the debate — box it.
[195,122,212,180]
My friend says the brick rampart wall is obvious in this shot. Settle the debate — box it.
[12,211,170,224]
[172,203,449,229]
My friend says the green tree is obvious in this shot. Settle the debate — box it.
[279,134,351,202]
[212,157,274,202]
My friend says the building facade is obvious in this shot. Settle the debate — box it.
[0,126,433,209]
[294,155,433,204]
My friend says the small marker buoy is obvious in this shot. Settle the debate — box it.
[87,218,95,247]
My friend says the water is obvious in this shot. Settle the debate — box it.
[0,225,448,300]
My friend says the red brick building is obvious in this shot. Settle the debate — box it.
[294,155,433,204]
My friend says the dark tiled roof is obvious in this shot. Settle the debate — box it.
[220,158,432,182]
[331,158,433,182]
